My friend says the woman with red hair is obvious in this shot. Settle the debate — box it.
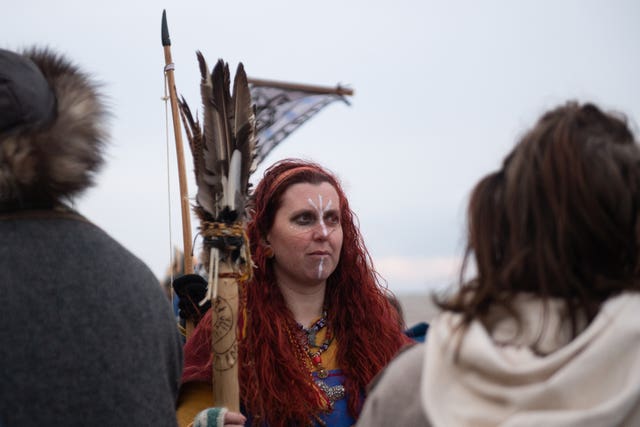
[177,159,411,426]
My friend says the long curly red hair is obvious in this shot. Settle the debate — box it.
[240,159,409,426]
[183,159,409,426]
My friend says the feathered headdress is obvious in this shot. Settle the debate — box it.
[179,52,257,302]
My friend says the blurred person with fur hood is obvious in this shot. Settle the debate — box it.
[0,47,182,426]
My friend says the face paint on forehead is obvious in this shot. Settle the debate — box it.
[307,195,334,237]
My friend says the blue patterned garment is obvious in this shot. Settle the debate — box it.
[314,370,355,427]
[244,369,357,427]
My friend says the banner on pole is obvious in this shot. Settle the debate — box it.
[250,83,351,166]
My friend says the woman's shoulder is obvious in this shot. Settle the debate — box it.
[357,343,428,426]
[370,343,425,391]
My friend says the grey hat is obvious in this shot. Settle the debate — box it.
[0,48,56,134]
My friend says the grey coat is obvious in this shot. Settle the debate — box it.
[0,211,183,426]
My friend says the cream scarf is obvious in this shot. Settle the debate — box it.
[422,292,640,426]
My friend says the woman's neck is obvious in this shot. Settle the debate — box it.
[277,280,326,327]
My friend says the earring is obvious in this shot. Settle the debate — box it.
[264,245,275,259]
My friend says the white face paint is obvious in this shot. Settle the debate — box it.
[267,182,343,289]
[308,196,333,231]
[318,256,325,279]
[307,195,335,277]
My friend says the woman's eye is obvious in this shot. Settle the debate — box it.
[293,213,314,225]
[325,213,340,226]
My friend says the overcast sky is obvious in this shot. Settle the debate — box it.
[3,0,639,294]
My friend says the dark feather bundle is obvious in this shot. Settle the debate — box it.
[180,53,256,224]
[179,54,256,278]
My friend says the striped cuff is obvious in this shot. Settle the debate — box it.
[193,407,228,427]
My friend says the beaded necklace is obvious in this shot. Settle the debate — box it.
[301,311,327,347]
[297,310,333,379]
[286,311,345,409]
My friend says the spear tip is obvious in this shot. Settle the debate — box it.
[161,9,171,46]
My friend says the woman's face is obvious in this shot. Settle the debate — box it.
[267,181,343,287]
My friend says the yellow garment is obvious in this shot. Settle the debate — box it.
[176,322,339,427]
[176,382,214,427]
[308,324,339,371]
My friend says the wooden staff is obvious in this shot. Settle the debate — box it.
[208,249,240,412]
[161,10,195,336]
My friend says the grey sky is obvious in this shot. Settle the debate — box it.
[3,0,639,294]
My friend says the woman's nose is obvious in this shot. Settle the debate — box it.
[311,222,329,240]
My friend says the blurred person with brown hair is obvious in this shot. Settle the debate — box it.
[357,101,640,426]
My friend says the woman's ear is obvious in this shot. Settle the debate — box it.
[262,236,274,258]
[263,245,275,259]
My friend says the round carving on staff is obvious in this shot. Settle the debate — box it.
[214,341,238,371]
[212,297,238,370]
[212,297,235,343]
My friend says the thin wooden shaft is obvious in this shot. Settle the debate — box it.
[247,77,354,96]
[163,45,193,275]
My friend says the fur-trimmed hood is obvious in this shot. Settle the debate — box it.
[0,47,109,210]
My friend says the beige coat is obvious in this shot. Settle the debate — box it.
[358,293,640,427]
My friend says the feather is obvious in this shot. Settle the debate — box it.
[179,53,257,226]
[197,53,224,217]
[231,63,257,198]
[227,149,241,210]
[178,96,215,214]
[210,58,232,178]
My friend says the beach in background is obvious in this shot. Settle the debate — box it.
[397,293,440,327]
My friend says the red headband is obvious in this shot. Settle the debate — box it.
[265,166,324,197]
